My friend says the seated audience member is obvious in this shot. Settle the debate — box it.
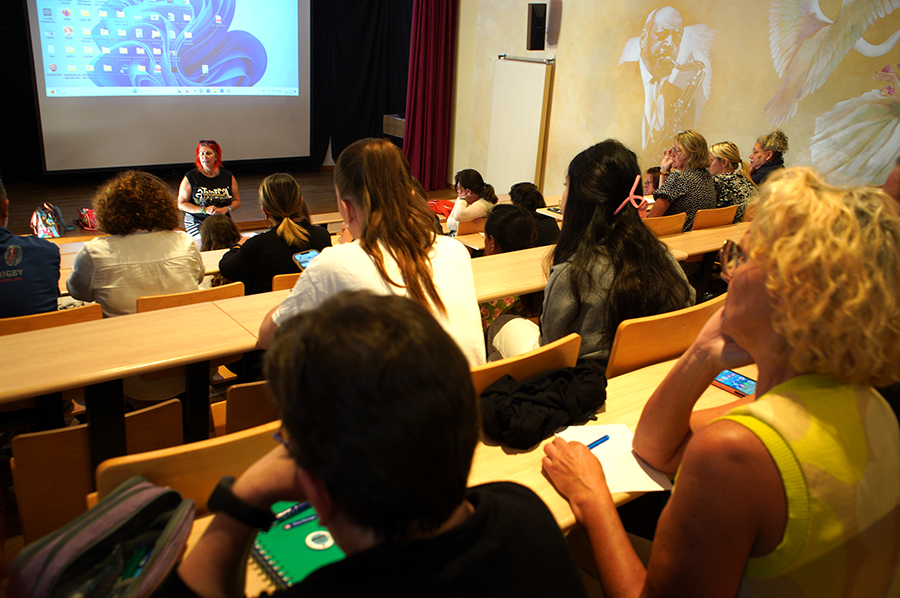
[488,140,694,365]
[67,171,203,317]
[479,205,541,332]
[543,168,900,597]
[709,141,758,222]
[509,182,560,246]
[218,173,331,295]
[258,138,485,367]
[0,175,60,318]
[162,292,588,597]
[643,166,661,196]
[648,130,717,231]
[749,129,789,185]
[447,169,497,236]
[199,214,240,288]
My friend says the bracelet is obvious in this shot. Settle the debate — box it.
[201,206,208,215]
[227,205,233,213]
[207,476,275,530]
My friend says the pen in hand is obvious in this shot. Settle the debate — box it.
[588,435,610,450]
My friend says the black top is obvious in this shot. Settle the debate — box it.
[750,158,785,186]
[534,214,560,247]
[218,222,332,295]
[155,482,587,598]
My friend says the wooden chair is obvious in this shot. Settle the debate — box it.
[691,205,738,230]
[210,381,279,437]
[643,213,686,237]
[11,399,183,544]
[605,293,727,379]
[271,272,300,291]
[136,281,244,312]
[471,333,581,396]
[0,303,102,336]
[90,420,280,514]
[456,218,486,236]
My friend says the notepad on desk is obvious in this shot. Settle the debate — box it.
[251,502,345,590]
[556,424,672,493]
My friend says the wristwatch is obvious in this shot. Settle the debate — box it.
[207,476,276,530]
[227,205,233,213]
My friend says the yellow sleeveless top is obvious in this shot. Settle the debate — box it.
[720,374,900,597]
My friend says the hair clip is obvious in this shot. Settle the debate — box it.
[614,175,648,216]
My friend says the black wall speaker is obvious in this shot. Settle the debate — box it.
[527,4,547,51]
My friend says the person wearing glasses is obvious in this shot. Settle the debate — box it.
[542,168,900,596]
[163,292,589,597]
[177,139,242,239]
[647,129,717,232]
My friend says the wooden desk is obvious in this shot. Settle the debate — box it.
[455,233,485,251]
[213,290,289,338]
[0,303,258,469]
[468,359,758,529]
[471,245,551,302]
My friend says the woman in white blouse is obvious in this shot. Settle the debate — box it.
[447,169,498,235]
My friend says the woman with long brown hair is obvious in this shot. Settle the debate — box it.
[258,138,484,365]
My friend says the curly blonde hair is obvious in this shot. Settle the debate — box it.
[94,170,180,235]
[748,167,900,385]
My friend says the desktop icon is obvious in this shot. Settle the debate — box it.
[151,14,159,21]
[119,47,127,54]
[99,10,107,17]
[137,47,145,54]
[153,48,161,55]
[84,46,93,53]
[100,28,109,35]
[104,64,112,71]
[118,29,126,36]
[102,46,110,53]
[80,9,89,17]
[62,8,70,17]
[49,64,57,72]
[136,29,143,38]
[215,15,222,23]
[152,30,160,38]
[43,8,51,16]
[82,27,90,35]
[67,64,75,71]
[86,64,94,71]
[183,14,191,21]
[116,10,125,18]
[138,65,146,72]
[44,29,54,38]
[184,31,192,38]
[65,46,74,53]
[63,27,73,36]
[168,30,175,39]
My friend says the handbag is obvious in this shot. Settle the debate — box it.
[78,207,100,231]
[8,476,195,598]
[29,203,66,238]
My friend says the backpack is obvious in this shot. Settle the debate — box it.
[29,203,66,238]
[78,208,100,231]
[8,476,195,598]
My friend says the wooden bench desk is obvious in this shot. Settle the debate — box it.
[661,221,750,296]
[1,303,258,470]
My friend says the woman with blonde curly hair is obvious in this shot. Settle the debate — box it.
[543,167,900,597]
[709,140,757,222]
[258,138,484,366]
[67,170,203,317]
[648,129,717,231]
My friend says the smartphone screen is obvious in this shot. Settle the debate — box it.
[711,370,757,397]
[292,249,319,271]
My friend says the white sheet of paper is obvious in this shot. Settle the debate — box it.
[556,424,672,494]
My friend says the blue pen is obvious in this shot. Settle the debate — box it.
[588,434,610,449]
[275,501,311,521]
[283,513,318,530]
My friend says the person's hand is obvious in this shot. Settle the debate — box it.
[542,437,610,519]
[661,148,676,174]
[690,307,754,372]
[232,445,307,510]
[209,206,229,215]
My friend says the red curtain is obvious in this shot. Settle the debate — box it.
[403,0,458,191]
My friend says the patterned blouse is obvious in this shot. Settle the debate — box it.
[714,172,758,222]
[654,168,717,232]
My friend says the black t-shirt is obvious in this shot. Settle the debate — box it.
[157,482,587,597]
[218,223,332,295]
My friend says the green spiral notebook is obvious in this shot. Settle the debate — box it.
[251,502,345,589]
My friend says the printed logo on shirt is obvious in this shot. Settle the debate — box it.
[5,245,23,268]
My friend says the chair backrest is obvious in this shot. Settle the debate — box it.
[94,420,280,514]
[643,213,686,237]
[605,294,727,379]
[471,333,581,396]
[692,205,738,230]
[0,303,102,336]
[456,218,486,236]
[210,381,279,436]
[136,282,244,313]
[271,272,300,292]
[10,399,183,544]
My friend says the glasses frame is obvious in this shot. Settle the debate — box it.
[718,239,746,283]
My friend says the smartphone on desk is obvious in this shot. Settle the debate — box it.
[292,249,319,271]
[711,369,757,397]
